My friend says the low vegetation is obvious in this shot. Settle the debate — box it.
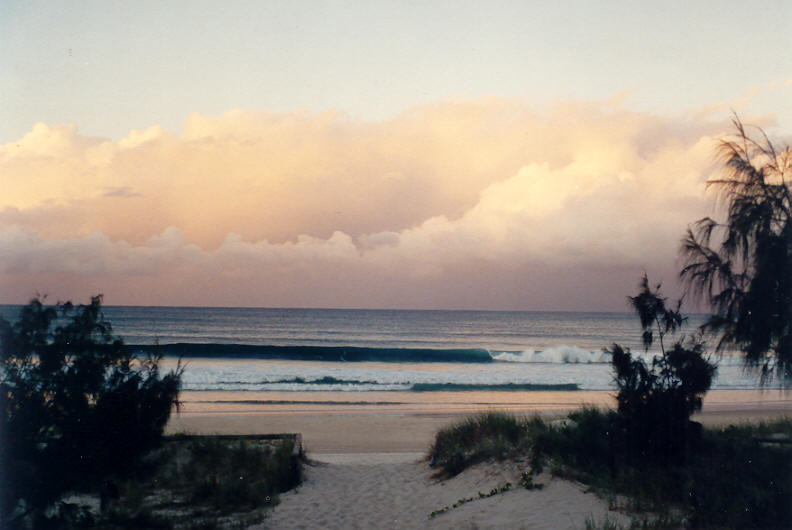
[429,271,791,528]
[538,410,792,528]
[427,411,543,477]
[429,410,792,528]
[70,436,301,529]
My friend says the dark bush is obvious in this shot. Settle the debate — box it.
[532,407,616,477]
[607,276,716,466]
[689,424,792,529]
[0,296,183,524]
[529,410,792,528]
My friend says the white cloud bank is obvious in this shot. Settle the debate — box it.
[0,99,740,309]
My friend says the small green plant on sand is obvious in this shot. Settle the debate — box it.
[519,470,543,490]
[429,482,513,519]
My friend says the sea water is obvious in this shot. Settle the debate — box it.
[1,305,775,389]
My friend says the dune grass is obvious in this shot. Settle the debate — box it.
[427,411,544,476]
[429,410,792,529]
[92,436,302,529]
[176,437,299,512]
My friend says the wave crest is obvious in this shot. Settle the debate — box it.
[493,345,609,364]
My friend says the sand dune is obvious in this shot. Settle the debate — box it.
[168,403,791,529]
[255,454,629,530]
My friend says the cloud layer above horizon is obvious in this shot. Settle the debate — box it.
[0,100,741,309]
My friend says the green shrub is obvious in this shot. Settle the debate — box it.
[0,296,183,524]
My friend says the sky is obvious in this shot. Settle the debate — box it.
[1,1,791,310]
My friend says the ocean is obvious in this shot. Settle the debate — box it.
[0,305,781,415]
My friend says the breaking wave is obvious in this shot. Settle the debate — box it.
[492,345,610,364]
[133,342,615,364]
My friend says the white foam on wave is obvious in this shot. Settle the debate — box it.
[493,345,610,364]
[170,348,768,393]
[491,346,746,367]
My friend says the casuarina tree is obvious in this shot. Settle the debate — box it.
[681,116,792,385]
[0,296,183,525]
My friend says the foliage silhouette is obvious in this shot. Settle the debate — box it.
[681,116,792,384]
[607,275,715,465]
[0,295,183,525]
[529,410,792,528]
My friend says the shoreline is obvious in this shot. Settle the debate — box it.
[167,389,792,453]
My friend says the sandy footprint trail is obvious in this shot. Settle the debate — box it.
[256,453,629,529]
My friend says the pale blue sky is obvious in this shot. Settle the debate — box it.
[2,0,791,143]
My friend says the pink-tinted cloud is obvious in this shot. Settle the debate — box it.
[0,99,746,309]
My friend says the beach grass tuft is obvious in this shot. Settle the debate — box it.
[427,411,540,476]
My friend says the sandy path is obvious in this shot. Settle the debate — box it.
[254,453,629,530]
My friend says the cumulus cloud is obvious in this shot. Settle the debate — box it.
[0,99,739,308]
[0,226,203,275]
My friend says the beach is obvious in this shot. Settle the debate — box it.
[166,390,791,529]
[167,389,792,452]
[253,455,634,529]
[8,304,782,528]
[7,8,792,526]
